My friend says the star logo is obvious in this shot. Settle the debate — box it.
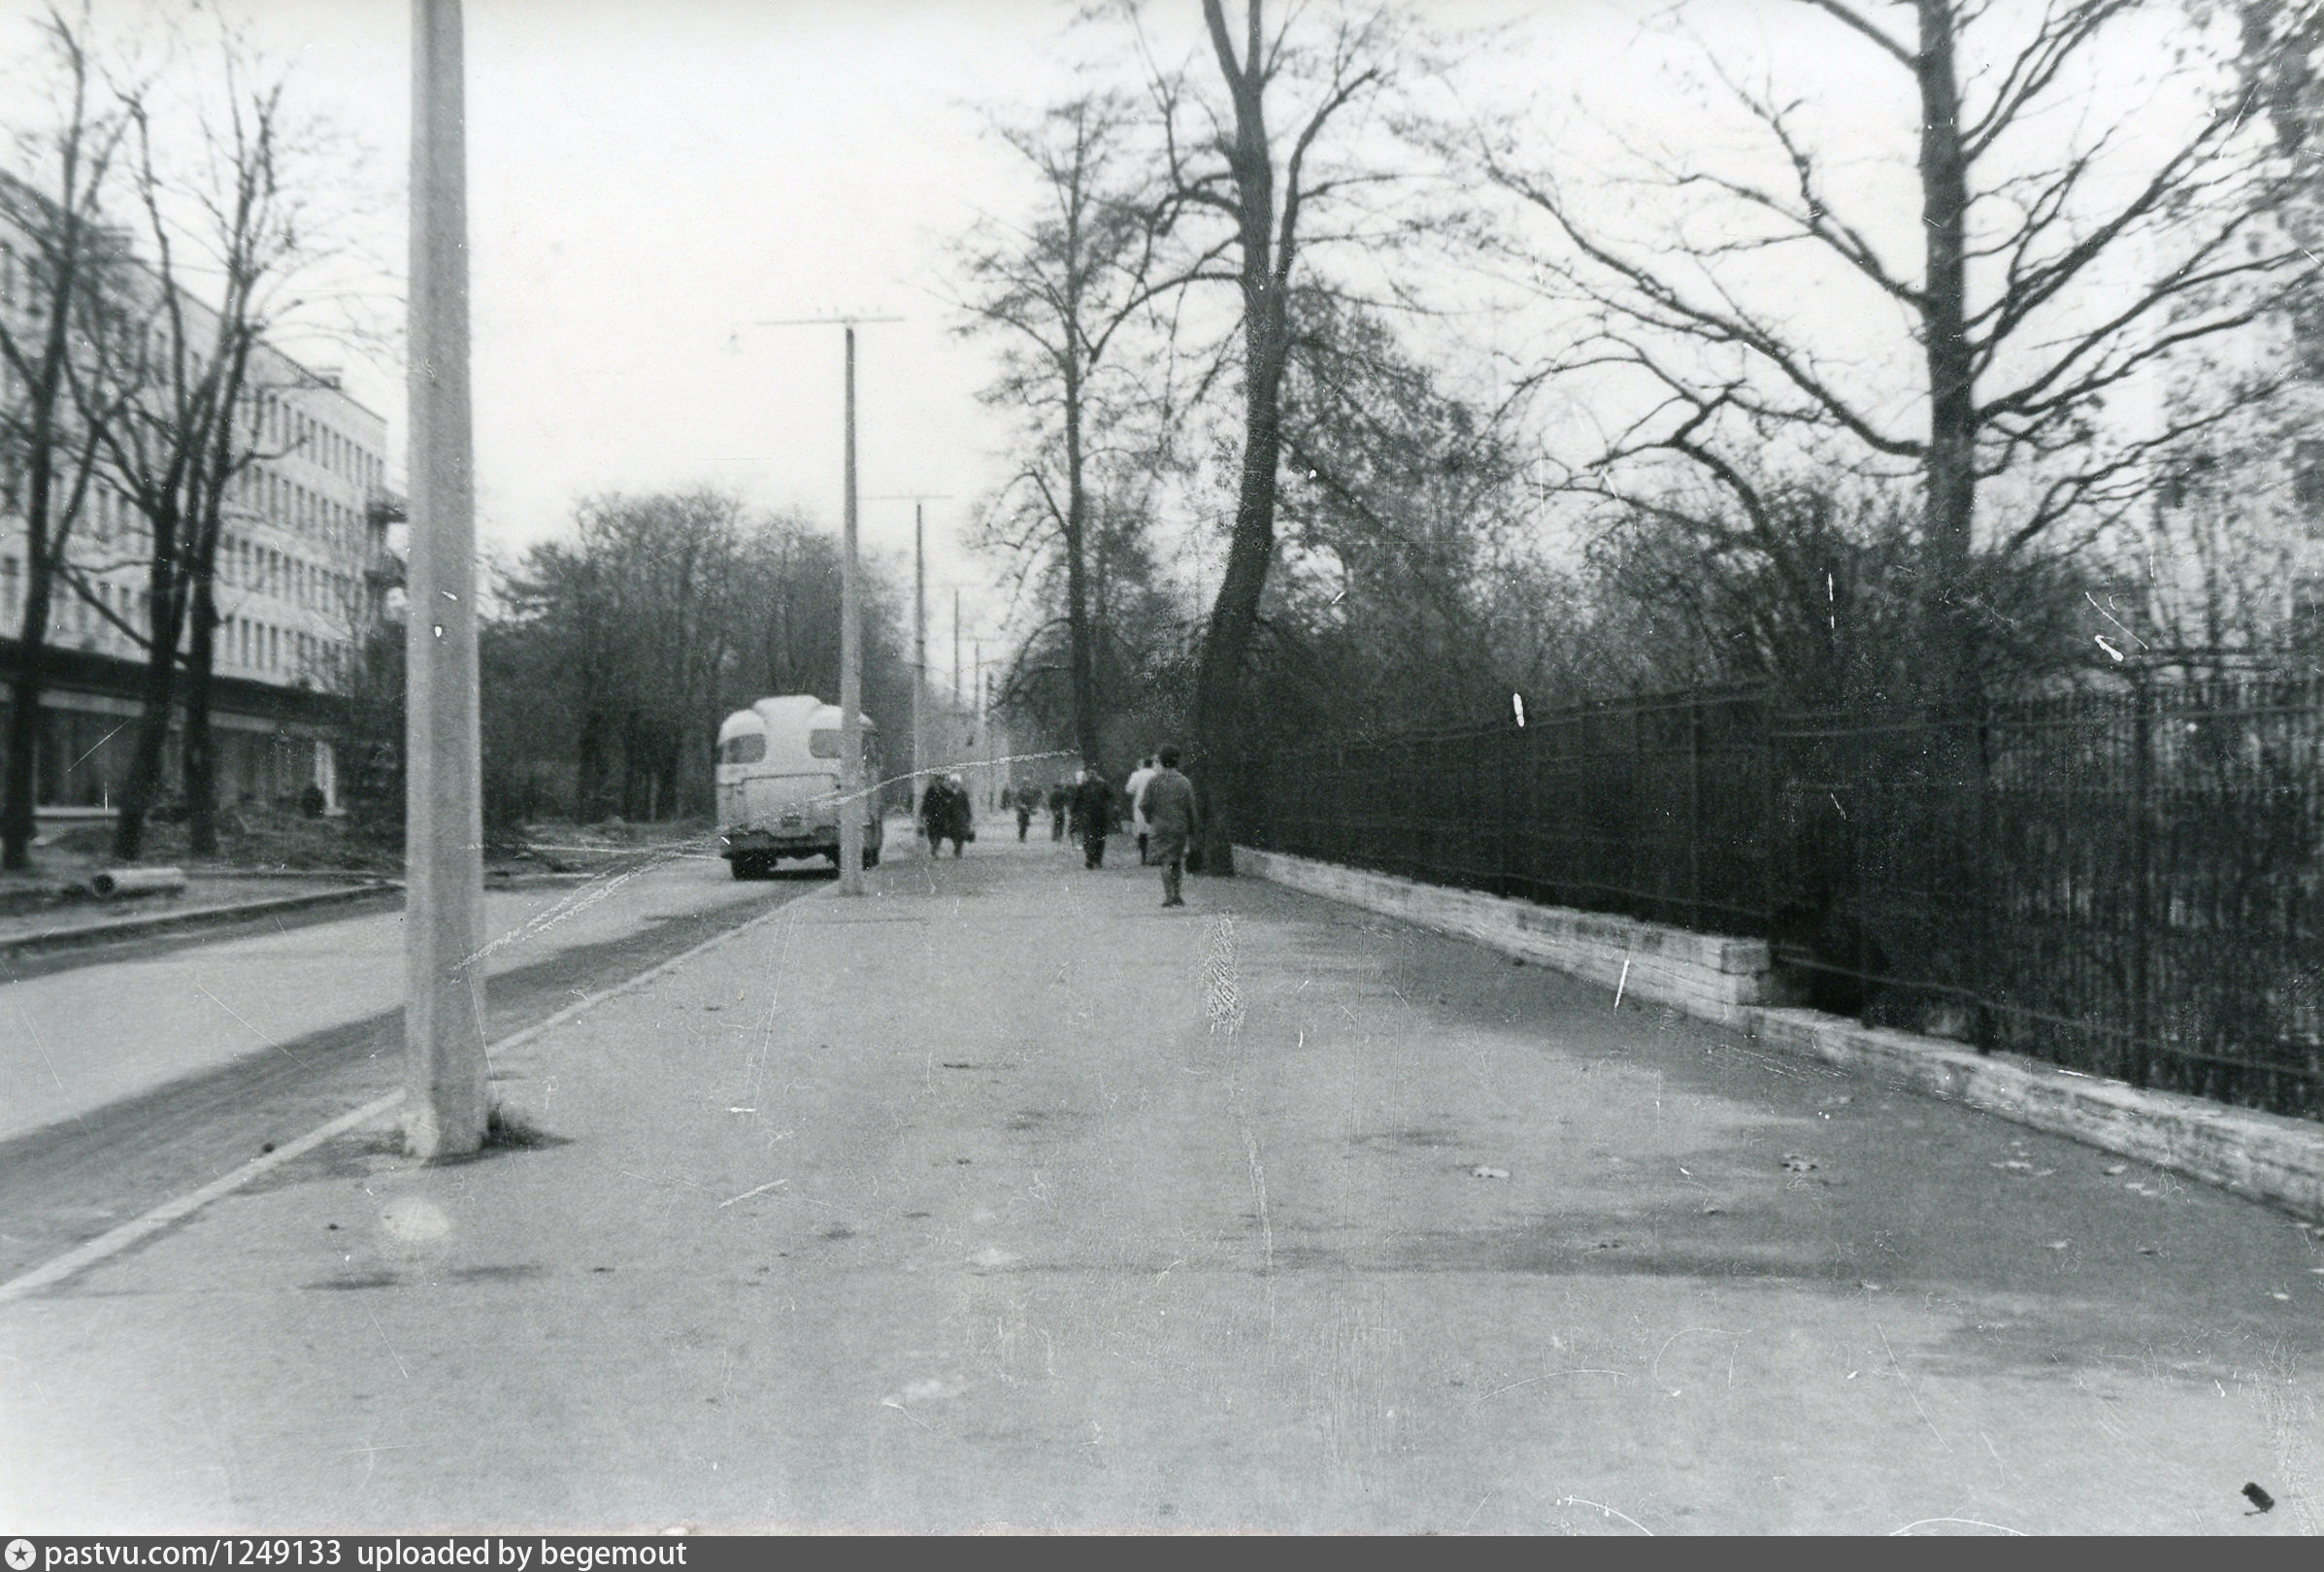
[5,1539,36,1572]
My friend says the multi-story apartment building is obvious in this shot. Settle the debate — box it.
[0,205,392,827]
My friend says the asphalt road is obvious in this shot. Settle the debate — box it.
[0,849,829,1285]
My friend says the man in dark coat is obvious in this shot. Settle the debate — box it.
[918,776,954,857]
[1013,783,1037,841]
[1046,781,1070,841]
[921,774,972,857]
[1135,746,1200,907]
[1068,767,1115,869]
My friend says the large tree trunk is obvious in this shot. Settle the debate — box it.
[112,555,185,861]
[1062,360,1103,768]
[1180,88,1292,869]
[183,571,220,856]
[1,348,76,872]
[2,582,58,872]
[577,707,610,820]
[1189,299,1289,877]
[1916,0,1978,717]
[1910,0,1994,1036]
[1186,7,1287,878]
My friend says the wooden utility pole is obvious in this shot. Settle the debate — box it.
[404,0,487,1158]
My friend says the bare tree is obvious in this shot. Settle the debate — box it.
[1138,0,1407,871]
[957,91,1202,770]
[1264,291,1561,731]
[495,492,914,823]
[1478,0,2315,708]
[79,24,337,860]
[0,4,129,872]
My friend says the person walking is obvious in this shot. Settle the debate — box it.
[1137,747,1199,908]
[919,775,954,857]
[941,772,974,856]
[1013,783,1037,841]
[1123,755,1158,865]
[1068,766,1115,870]
[1046,781,1069,842]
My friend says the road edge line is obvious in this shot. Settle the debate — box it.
[0,1091,403,1306]
[484,878,836,1062]
[0,879,840,1307]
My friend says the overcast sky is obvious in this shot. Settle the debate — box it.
[220,0,1122,655]
[7,0,2219,655]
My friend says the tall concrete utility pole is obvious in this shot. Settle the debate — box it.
[913,503,924,816]
[866,493,949,820]
[404,0,487,1158]
[838,325,863,896]
[746,316,899,896]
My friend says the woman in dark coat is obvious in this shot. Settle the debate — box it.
[920,776,966,856]
[1068,768,1115,870]
[939,773,974,855]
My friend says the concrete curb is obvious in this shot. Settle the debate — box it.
[1236,845,2324,1224]
[0,882,402,959]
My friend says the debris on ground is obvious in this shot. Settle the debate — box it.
[2241,1483,2274,1513]
[1780,1153,1818,1173]
[1470,1165,1511,1180]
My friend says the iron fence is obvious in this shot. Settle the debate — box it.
[1240,676,2323,1120]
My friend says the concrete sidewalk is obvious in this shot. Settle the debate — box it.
[3,823,2320,1533]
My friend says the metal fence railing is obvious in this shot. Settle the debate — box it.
[1239,676,2323,1121]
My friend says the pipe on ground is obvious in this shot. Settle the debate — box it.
[91,866,188,898]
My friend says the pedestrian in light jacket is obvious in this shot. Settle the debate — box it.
[1123,755,1158,864]
[1136,747,1198,907]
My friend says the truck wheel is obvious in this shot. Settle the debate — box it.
[863,845,880,869]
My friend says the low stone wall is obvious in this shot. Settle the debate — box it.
[1236,845,2324,1223]
[1234,847,1772,1014]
